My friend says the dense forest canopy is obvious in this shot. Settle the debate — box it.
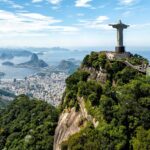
[0,95,59,150]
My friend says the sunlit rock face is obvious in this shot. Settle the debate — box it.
[53,97,98,150]
[53,107,82,150]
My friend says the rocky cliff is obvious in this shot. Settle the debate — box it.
[54,107,82,150]
[53,97,99,150]
[82,67,107,84]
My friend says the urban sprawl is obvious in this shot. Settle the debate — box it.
[0,72,68,106]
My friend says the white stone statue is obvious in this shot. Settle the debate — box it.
[109,20,129,47]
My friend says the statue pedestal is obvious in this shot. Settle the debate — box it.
[115,46,125,53]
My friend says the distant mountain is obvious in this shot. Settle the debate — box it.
[31,47,73,52]
[49,47,70,51]
[67,58,81,65]
[0,72,5,77]
[0,89,15,110]
[0,89,15,98]
[0,53,13,59]
[0,49,32,59]
[0,47,78,58]
[57,60,79,74]
[18,53,48,68]
[2,61,14,66]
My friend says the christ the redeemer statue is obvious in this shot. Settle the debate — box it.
[109,20,129,53]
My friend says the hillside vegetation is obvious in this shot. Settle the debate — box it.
[60,51,150,150]
[0,98,10,110]
[0,51,149,150]
[0,95,59,150]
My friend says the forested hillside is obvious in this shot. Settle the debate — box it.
[58,52,150,150]
[0,95,59,150]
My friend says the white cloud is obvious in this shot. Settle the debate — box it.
[0,0,23,9]
[78,16,111,30]
[119,0,137,5]
[48,0,62,5]
[96,16,109,23]
[32,0,62,5]
[32,0,43,3]
[75,0,92,8]
[131,23,150,29]
[0,10,79,34]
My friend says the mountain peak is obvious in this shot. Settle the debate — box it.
[31,53,39,62]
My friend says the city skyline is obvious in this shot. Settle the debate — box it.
[0,0,150,48]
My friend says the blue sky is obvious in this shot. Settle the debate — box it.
[0,0,150,48]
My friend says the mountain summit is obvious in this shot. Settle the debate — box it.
[18,53,48,68]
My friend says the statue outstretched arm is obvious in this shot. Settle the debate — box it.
[123,25,130,29]
[109,24,118,28]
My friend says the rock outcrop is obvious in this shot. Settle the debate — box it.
[53,97,98,150]
[54,107,82,150]
[82,67,107,84]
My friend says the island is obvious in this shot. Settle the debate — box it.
[57,60,79,74]
[2,61,14,66]
[17,53,48,68]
